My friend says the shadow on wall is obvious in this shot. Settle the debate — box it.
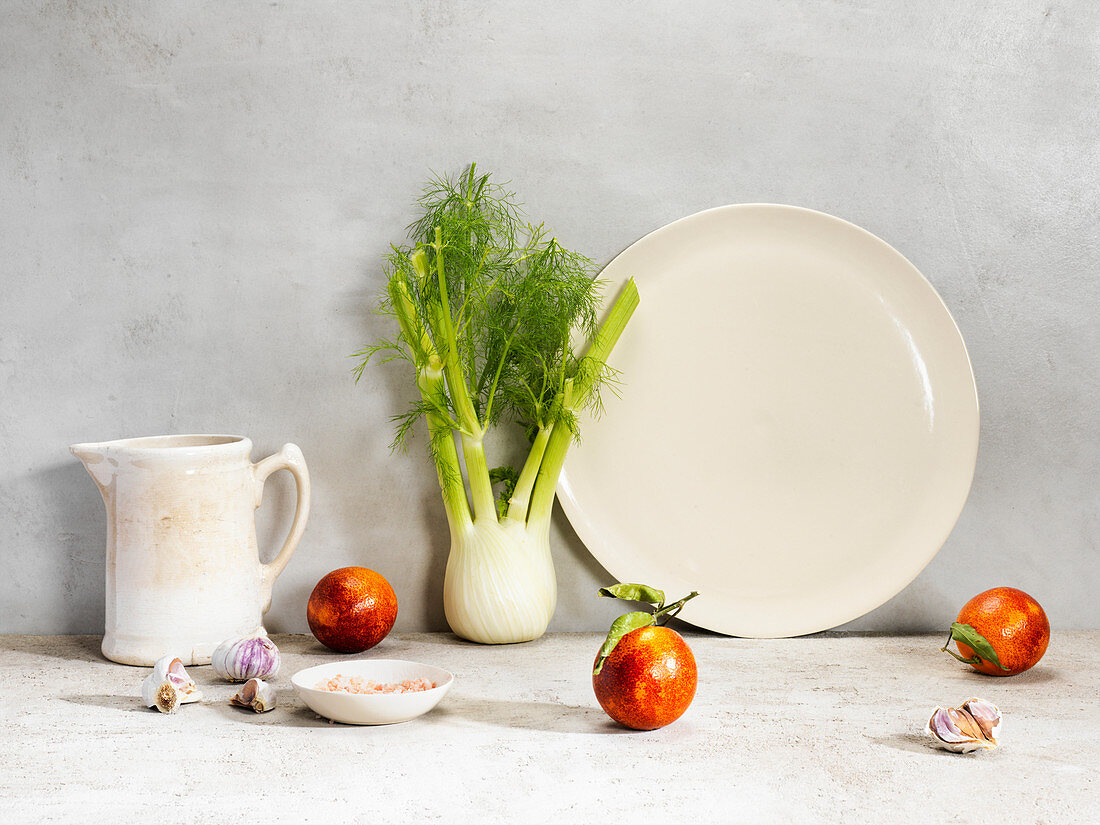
[12,460,107,634]
[552,499,613,585]
[417,483,450,631]
[340,258,452,633]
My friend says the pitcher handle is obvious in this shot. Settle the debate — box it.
[253,443,311,613]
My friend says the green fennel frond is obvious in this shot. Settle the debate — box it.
[488,465,520,518]
[351,337,414,382]
[354,164,636,523]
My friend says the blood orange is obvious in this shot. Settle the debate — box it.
[943,586,1049,676]
[592,625,698,731]
[307,567,398,654]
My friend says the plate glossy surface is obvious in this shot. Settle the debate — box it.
[292,659,453,725]
[559,205,979,638]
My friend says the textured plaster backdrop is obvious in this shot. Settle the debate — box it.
[1,2,1097,635]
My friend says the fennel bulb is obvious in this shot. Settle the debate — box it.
[357,165,638,644]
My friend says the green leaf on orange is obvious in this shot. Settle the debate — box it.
[593,611,654,675]
[943,622,1010,671]
[597,583,666,607]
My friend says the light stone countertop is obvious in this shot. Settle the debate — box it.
[1,632,1097,823]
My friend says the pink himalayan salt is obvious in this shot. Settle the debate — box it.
[317,674,436,694]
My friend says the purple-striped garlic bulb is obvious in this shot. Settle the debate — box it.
[211,630,280,682]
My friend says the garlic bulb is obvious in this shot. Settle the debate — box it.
[141,655,203,713]
[927,697,1001,753]
[229,678,277,713]
[211,630,280,682]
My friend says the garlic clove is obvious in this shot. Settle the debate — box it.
[947,706,987,742]
[961,697,1002,741]
[229,678,277,713]
[211,630,280,682]
[156,660,203,704]
[142,655,202,711]
[927,698,1000,753]
[163,656,203,703]
[927,708,968,744]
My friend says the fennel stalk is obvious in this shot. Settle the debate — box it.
[356,165,638,643]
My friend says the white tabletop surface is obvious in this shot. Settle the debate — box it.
[2,632,1098,823]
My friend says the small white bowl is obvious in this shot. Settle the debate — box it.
[291,659,454,725]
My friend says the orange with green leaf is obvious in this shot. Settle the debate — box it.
[592,584,699,730]
[941,587,1050,676]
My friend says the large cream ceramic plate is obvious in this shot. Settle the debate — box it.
[558,204,979,638]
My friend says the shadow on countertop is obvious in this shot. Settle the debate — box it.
[0,634,105,663]
[57,693,150,714]
[428,695,637,735]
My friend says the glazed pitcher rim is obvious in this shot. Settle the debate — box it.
[70,434,251,455]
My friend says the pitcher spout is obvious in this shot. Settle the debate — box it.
[70,441,106,462]
[70,442,115,491]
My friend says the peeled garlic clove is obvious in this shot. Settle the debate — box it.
[229,678,277,713]
[962,697,1002,741]
[927,699,1000,753]
[141,673,182,713]
[211,630,280,682]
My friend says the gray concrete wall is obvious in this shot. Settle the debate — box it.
[2,1,1097,634]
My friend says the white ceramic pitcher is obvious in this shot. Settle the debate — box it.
[70,435,310,666]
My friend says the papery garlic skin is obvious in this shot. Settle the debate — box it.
[211,631,280,682]
[927,698,1001,753]
[141,655,202,713]
[229,678,277,713]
